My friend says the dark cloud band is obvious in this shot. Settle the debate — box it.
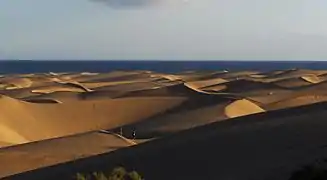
[89,0,158,8]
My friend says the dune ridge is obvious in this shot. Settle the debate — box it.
[225,99,265,118]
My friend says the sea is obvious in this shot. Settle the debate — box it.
[1,60,327,74]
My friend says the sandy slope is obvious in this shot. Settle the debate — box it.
[0,94,186,146]
[0,131,135,178]
[224,99,265,118]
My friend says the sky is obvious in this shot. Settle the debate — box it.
[1,0,327,60]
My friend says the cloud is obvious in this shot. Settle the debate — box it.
[89,0,160,8]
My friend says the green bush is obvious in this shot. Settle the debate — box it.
[75,167,143,180]
[76,173,88,180]
[127,171,142,180]
[108,167,127,180]
[93,172,108,180]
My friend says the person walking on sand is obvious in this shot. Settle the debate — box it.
[132,129,136,140]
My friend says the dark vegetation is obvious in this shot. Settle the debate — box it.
[75,167,143,180]
[75,160,327,180]
[289,160,327,180]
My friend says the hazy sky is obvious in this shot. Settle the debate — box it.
[1,0,327,60]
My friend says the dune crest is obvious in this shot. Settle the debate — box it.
[185,78,227,89]
[301,75,322,84]
[225,99,265,118]
[1,78,33,89]
[30,81,92,94]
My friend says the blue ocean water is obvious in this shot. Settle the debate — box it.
[1,60,327,74]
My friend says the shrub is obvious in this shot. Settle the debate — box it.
[93,172,109,180]
[127,171,143,180]
[75,173,89,180]
[75,167,143,180]
[108,167,127,180]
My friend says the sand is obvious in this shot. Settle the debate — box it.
[0,94,186,146]
[2,69,327,179]
[0,131,135,178]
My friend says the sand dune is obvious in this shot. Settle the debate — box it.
[264,95,327,110]
[184,78,227,89]
[300,75,322,84]
[116,83,199,98]
[213,71,260,80]
[244,69,327,84]
[263,69,327,79]
[81,80,146,89]
[272,77,313,88]
[1,77,33,89]
[3,69,327,179]
[21,92,83,103]
[92,81,161,92]
[159,71,224,81]
[31,85,88,94]
[0,94,187,146]
[0,131,136,178]
[204,79,285,94]
[76,71,153,83]
[225,99,265,118]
